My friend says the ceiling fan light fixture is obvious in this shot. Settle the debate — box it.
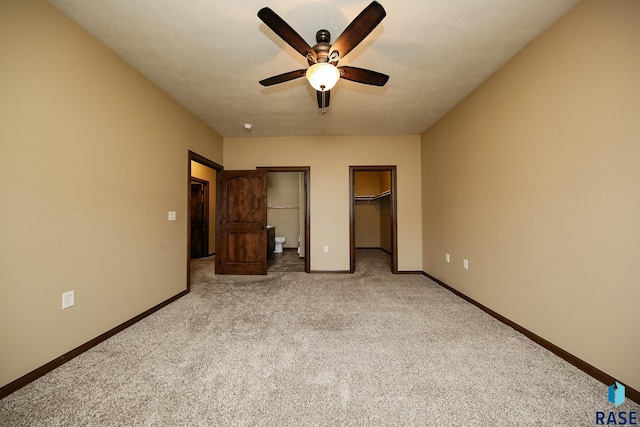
[305,62,340,91]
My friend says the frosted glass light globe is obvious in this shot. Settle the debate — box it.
[305,63,340,91]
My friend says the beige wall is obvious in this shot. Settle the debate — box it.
[191,162,217,254]
[355,201,382,248]
[355,172,382,248]
[224,136,422,271]
[421,0,640,391]
[0,0,223,388]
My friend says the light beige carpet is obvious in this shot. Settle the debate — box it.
[1,250,637,425]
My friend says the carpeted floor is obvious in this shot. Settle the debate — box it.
[1,249,637,426]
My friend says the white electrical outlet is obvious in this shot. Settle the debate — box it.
[62,290,74,309]
[323,245,329,253]
[168,211,177,221]
[445,253,450,263]
[463,259,469,270]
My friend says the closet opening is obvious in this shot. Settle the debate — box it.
[349,166,398,273]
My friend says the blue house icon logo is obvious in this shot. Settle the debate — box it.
[596,382,636,425]
[608,382,625,407]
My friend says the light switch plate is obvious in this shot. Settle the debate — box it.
[62,290,74,309]
[168,211,177,221]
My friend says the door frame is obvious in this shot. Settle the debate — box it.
[349,165,398,273]
[259,166,311,273]
[187,151,223,290]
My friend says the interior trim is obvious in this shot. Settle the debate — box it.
[0,290,188,399]
[423,272,639,404]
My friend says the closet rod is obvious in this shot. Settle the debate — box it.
[354,190,391,201]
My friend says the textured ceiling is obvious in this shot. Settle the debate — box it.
[49,0,579,137]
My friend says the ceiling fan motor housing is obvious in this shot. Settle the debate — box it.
[311,29,332,64]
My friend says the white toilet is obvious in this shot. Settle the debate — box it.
[274,236,286,253]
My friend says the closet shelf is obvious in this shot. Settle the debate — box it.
[354,190,391,201]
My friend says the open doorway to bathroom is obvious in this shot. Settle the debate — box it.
[260,167,310,273]
[350,166,398,273]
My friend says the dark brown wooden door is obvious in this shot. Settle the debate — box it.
[190,180,208,258]
[216,169,267,275]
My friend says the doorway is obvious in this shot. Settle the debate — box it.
[349,166,398,273]
[261,167,311,273]
[212,166,310,275]
[188,151,222,289]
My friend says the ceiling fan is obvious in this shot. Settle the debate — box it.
[258,1,389,111]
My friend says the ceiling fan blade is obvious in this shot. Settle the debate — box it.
[317,90,330,109]
[259,69,307,86]
[339,66,389,86]
[330,1,386,62]
[258,7,317,63]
